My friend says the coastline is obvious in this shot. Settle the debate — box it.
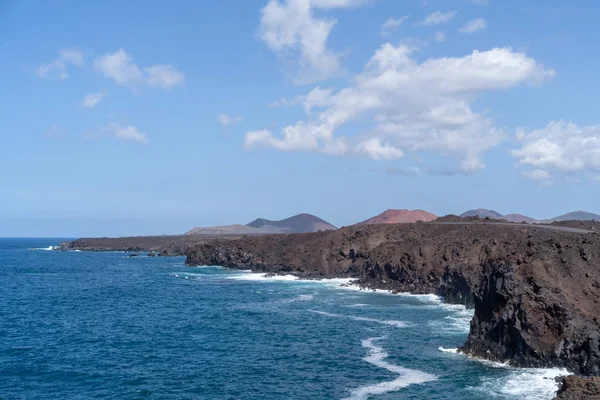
[57,220,600,398]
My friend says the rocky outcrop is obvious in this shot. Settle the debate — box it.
[58,235,240,255]
[185,222,600,377]
[554,376,600,399]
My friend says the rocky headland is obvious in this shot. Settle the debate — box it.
[58,235,240,255]
[185,221,600,379]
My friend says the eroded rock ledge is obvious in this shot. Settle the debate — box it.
[554,376,600,399]
[185,222,600,376]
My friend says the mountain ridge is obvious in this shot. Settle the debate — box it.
[186,213,336,236]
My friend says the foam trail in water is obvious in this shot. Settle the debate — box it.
[228,273,299,281]
[310,310,407,328]
[437,347,571,399]
[29,246,56,251]
[282,294,315,303]
[343,337,437,400]
[474,366,570,400]
[438,347,458,354]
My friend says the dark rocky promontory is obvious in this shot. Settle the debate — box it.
[185,221,600,377]
[58,235,241,255]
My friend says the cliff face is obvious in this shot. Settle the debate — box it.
[185,222,600,376]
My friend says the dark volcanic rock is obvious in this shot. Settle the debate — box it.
[185,222,600,376]
[554,376,600,399]
[58,235,239,256]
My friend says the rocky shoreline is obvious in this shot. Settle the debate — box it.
[57,235,241,255]
[60,220,600,398]
[183,222,600,397]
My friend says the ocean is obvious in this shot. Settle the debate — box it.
[0,238,569,399]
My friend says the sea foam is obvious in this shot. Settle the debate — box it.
[29,246,57,251]
[437,346,571,399]
[474,366,570,400]
[227,273,300,281]
[343,337,437,400]
[310,310,407,328]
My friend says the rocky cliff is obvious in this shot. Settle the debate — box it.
[185,222,600,377]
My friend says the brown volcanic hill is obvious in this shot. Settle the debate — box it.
[503,213,539,223]
[550,211,600,222]
[186,213,337,236]
[357,209,438,225]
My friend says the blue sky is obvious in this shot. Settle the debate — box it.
[2,0,600,237]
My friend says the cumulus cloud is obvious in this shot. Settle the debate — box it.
[460,18,487,34]
[36,49,85,80]
[521,169,552,184]
[380,16,409,37]
[245,43,555,172]
[145,65,185,89]
[94,123,148,144]
[94,49,184,89]
[217,113,243,127]
[356,138,403,160]
[82,92,107,108]
[419,11,457,26]
[512,121,600,181]
[258,0,369,84]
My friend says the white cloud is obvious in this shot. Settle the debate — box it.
[217,113,243,127]
[97,123,148,144]
[356,138,403,159]
[94,49,143,86]
[380,16,409,37]
[522,169,552,183]
[512,121,600,180]
[419,11,457,26]
[460,18,487,34]
[245,43,554,172]
[258,0,368,84]
[36,49,85,80]
[94,49,184,89]
[146,65,185,88]
[269,96,303,108]
[82,92,107,108]
[58,49,85,67]
[433,31,447,42]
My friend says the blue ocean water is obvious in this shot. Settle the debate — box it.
[0,238,568,400]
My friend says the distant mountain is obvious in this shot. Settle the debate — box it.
[357,209,438,225]
[247,213,337,233]
[550,211,600,222]
[458,209,600,224]
[460,209,504,219]
[503,214,539,224]
[185,213,337,236]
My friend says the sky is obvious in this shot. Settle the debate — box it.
[2,0,600,237]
